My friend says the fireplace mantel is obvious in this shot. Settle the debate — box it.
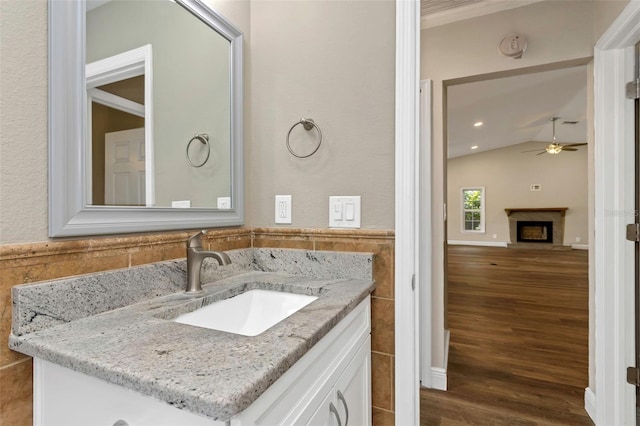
[504,207,568,217]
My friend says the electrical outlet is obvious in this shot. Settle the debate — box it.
[576,236,581,243]
[217,197,231,209]
[171,200,191,208]
[492,234,497,239]
[275,195,292,224]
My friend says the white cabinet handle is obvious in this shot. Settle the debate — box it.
[329,402,342,426]
[337,390,349,426]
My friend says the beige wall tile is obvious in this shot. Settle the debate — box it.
[252,236,314,250]
[372,407,395,426]
[371,352,393,411]
[0,359,32,426]
[372,297,395,355]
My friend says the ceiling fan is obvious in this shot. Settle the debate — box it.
[523,117,587,155]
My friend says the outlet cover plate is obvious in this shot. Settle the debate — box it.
[275,195,292,224]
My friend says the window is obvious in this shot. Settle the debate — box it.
[462,187,485,233]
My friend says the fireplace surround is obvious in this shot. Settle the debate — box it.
[505,208,567,248]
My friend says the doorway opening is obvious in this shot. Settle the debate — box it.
[423,62,592,423]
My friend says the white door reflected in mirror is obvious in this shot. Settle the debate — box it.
[104,128,146,206]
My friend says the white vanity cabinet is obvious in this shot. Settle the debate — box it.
[33,297,371,426]
[303,339,371,426]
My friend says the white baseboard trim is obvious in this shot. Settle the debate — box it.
[430,330,451,391]
[584,387,596,422]
[447,240,508,248]
[430,367,447,391]
[571,244,589,250]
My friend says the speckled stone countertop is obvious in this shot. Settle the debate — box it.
[9,248,374,421]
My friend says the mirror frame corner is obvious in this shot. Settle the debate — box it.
[48,0,244,238]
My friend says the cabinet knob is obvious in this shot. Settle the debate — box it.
[329,402,342,426]
[337,390,349,426]
[113,420,129,426]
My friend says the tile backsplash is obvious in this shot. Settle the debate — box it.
[0,227,394,426]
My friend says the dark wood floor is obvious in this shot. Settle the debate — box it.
[420,245,592,425]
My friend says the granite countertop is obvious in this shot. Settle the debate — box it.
[9,248,374,421]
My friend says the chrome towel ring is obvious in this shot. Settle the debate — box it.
[186,133,210,168]
[286,118,322,158]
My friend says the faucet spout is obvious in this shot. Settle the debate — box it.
[185,231,232,294]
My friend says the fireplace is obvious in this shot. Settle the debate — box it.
[517,221,553,243]
[505,208,567,248]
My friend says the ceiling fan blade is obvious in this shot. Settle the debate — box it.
[561,148,578,151]
[561,143,588,147]
[522,149,547,153]
[536,151,547,156]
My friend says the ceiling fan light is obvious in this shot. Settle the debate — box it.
[546,145,562,154]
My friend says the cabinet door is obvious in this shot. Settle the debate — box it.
[334,336,371,426]
[306,391,337,426]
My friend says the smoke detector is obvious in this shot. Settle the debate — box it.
[499,33,527,59]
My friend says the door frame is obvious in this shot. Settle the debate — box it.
[395,0,421,424]
[593,2,640,424]
[86,44,154,206]
[397,1,640,425]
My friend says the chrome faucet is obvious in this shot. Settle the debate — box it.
[185,230,232,294]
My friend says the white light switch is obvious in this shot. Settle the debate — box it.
[329,196,360,228]
[345,203,355,221]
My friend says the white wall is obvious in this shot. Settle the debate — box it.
[248,0,396,229]
[0,0,48,243]
[0,0,394,243]
[421,0,627,374]
[448,142,588,245]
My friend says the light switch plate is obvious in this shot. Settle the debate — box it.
[275,195,292,224]
[329,196,361,228]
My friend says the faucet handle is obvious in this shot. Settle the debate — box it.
[187,230,207,248]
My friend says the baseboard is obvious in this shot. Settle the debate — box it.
[571,244,589,250]
[430,330,451,391]
[584,387,596,422]
[447,240,508,248]
[430,367,447,391]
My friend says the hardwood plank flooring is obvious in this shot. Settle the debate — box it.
[420,245,592,425]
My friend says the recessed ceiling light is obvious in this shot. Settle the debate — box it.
[471,145,478,150]
[473,121,483,127]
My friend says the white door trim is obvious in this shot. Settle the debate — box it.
[593,2,640,424]
[395,0,421,424]
[419,80,433,389]
[86,44,155,206]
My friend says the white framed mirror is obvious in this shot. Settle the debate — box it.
[49,0,243,237]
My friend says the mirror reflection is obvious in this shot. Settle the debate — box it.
[86,0,232,209]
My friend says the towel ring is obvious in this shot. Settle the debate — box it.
[286,118,322,158]
[186,133,210,168]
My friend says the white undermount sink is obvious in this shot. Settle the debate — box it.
[173,289,318,336]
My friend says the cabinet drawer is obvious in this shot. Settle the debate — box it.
[34,358,221,426]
